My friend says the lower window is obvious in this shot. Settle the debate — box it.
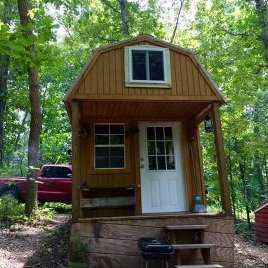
[94,124,125,169]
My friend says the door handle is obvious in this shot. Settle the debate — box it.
[140,164,144,169]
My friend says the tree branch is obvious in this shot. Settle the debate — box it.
[170,0,185,43]
[100,0,120,14]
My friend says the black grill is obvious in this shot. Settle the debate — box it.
[138,237,174,267]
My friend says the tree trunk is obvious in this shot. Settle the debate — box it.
[118,0,129,36]
[170,0,185,43]
[239,160,251,229]
[17,0,42,217]
[0,0,12,166]
[255,0,268,65]
[227,149,236,219]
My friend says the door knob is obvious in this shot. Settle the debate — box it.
[140,157,144,161]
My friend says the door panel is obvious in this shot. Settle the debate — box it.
[139,122,187,213]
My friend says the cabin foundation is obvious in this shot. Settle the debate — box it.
[72,214,234,267]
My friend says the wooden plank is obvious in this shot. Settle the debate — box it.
[204,232,233,248]
[75,222,163,239]
[175,265,223,268]
[115,48,123,95]
[95,216,234,233]
[172,244,215,249]
[90,64,98,94]
[212,103,232,215]
[192,64,201,96]
[81,196,136,208]
[170,51,177,96]
[109,49,116,95]
[175,53,183,95]
[97,53,104,94]
[103,52,110,95]
[165,225,208,230]
[180,55,188,96]
[186,57,195,96]
[89,237,139,255]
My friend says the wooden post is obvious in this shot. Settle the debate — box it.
[212,103,232,215]
[72,101,81,221]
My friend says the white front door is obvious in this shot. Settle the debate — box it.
[139,122,187,213]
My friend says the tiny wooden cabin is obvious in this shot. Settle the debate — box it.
[254,202,268,243]
[65,35,234,268]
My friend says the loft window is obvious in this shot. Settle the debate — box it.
[132,50,164,81]
[125,46,171,86]
[94,124,125,169]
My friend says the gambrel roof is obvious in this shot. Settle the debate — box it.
[64,34,225,103]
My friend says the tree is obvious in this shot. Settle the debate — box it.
[0,0,12,166]
[17,0,42,216]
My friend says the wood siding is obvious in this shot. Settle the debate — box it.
[71,214,234,268]
[74,43,217,100]
[72,120,204,220]
[255,204,268,243]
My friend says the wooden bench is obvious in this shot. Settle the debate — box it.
[80,195,135,208]
[80,187,136,217]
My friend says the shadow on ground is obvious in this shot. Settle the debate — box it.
[23,216,71,268]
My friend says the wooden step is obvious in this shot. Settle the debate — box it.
[175,265,223,268]
[172,243,215,250]
[165,225,208,230]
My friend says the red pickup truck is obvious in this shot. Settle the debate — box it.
[0,164,72,203]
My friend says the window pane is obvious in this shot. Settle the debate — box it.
[165,141,174,155]
[95,157,109,168]
[110,147,124,157]
[110,157,124,168]
[95,135,109,145]
[149,51,164,81]
[110,125,124,134]
[148,156,157,170]
[110,135,124,145]
[164,127,172,140]
[147,141,156,155]
[156,127,164,140]
[166,156,175,170]
[147,127,155,140]
[157,156,166,170]
[95,125,109,134]
[95,147,109,157]
[156,141,165,155]
[132,50,146,80]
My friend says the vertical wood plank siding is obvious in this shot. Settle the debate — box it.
[75,45,216,99]
[255,204,268,243]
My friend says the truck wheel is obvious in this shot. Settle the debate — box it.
[0,184,21,201]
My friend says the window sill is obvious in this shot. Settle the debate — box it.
[125,82,171,88]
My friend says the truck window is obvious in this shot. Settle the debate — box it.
[41,166,72,178]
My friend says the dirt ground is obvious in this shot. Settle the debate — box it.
[0,214,267,268]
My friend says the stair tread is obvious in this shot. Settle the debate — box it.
[172,243,215,249]
[165,225,208,230]
[175,265,223,268]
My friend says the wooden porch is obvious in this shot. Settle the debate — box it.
[71,213,234,268]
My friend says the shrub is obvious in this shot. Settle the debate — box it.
[0,195,25,223]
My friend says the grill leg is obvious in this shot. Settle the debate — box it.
[165,260,168,268]
[145,260,148,268]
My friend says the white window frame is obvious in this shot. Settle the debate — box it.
[94,123,126,170]
[125,45,171,88]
